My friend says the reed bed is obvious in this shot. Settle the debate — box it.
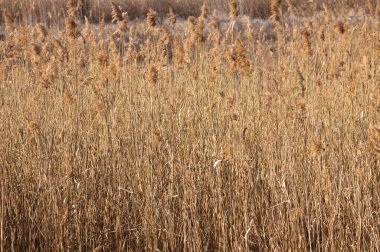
[0,0,380,251]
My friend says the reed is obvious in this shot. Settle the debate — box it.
[0,1,379,251]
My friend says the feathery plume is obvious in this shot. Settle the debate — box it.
[82,16,91,37]
[67,0,77,17]
[53,37,67,56]
[310,139,323,157]
[111,2,123,23]
[225,36,250,75]
[174,40,185,66]
[318,26,326,41]
[368,124,380,154]
[286,0,295,16]
[167,7,177,26]
[211,10,220,30]
[296,67,305,97]
[200,2,208,19]
[229,0,239,20]
[270,0,282,22]
[77,0,85,14]
[334,21,346,34]
[113,12,128,36]
[3,13,15,33]
[147,65,158,84]
[37,23,48,41]
[64,91,75,106]
[235,37,250,74]
[65,17,78,39]
[146,9,158,29]
[243,16,254,39]
[187,16,204,44]
[301,29,312,56]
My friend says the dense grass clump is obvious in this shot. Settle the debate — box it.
[0,0,380,251]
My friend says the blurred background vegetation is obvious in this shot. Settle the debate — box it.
[0,0,369,26]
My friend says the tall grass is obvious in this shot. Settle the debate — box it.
[0,0,380,251]
[0,0,369,24]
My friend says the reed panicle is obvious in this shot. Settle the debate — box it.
[83,16,91,37]
[67,0,77,17]
[229,0,239,20]
[111,2,123,23]
[65,17,78,39]
[37,23,48,41]
[270,0,282,22]
[296,67,306,97]
[147,64,158,84]
[174,40,185,66]
[318,25,326,41]
[200,1,208,19]
[113,12,128,36]
[301,29,312,56]
[147,9,158,29]
[225,36,250,75]
[286,0,296,16]
[167,7,177,26]
[310,139,323,157]
[334,21,346,34]
[187,16,204,44]
[243,16,254,39]
[368,125,380,154]
[211,10,220,30]
[3,13,15,33]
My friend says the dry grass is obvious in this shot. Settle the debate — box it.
[1,0,380,251]
[0,0,370,24]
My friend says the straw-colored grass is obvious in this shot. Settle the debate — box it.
[0,0,379,251]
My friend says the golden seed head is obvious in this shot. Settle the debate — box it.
[201,2,208,19]
[229,0,239,20]
[30,43,41,57]
[334,21,346,34]
[65,17,77,38]
[243,16,254,39]
[97,50,109,67]
[3,13,15,32]
[147,65,158,84]
[159,27,172,47]
[310,139,323,156]
[301,29,312,56]
[67,0,77,17]
[223,145,233,161]
[270,0,282,22]
[147,9,158,28]
[167,7,177,26]
[211,10,220,30]
[37,23,48,41]
[27,121,39,132]
[111,2,123,23]
[114,19,128,36]
[64,91,75,106]
[368,125,380,155]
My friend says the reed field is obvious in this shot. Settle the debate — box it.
[1,0,380,251]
